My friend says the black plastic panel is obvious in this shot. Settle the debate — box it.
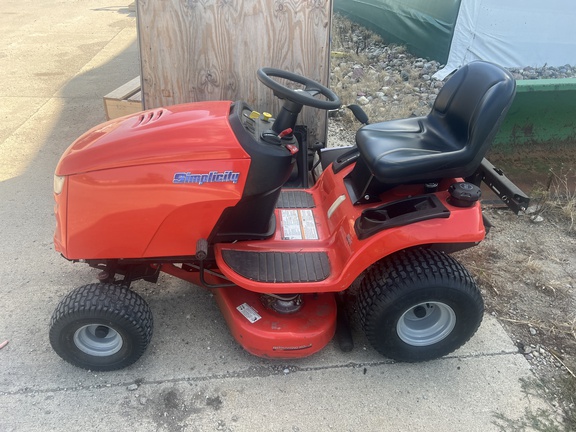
[276,190,315,209]
[222,250,330,283]
[355,194,450,240]
[208,102,295,243]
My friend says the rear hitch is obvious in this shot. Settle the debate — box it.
[466,158,530,214]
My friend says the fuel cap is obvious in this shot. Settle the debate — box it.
[448,182,481,207]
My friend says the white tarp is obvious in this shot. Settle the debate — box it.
[434,0,576,80]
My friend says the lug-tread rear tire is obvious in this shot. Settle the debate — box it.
[49,283,153,371]
[359,248,483,362]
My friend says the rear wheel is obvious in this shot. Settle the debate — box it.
[359,248,483,362]
[49,283,153,371]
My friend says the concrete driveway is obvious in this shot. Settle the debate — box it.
[0,1,553,430]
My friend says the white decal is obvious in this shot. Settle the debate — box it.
[236,303,261,323]
[281,209,318,240]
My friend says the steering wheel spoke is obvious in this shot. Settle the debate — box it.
[303,85,321,95]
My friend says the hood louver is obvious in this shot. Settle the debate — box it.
[134,109,165,127]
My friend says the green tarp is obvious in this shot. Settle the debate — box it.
[334,0,461,63]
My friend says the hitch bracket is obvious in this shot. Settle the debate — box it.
[466,158,530,214]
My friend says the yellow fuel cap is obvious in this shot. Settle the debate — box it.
[262,112,272,122]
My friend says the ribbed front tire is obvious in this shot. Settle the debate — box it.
[49,283,153,371]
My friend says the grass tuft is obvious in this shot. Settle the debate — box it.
[532,166,576,231]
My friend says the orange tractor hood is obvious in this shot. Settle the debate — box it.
[56,101,248,175]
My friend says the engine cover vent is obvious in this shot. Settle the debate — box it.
[134,109,164,127]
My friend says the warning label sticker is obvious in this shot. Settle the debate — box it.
[281,209,318,240]
[236,303,261,323]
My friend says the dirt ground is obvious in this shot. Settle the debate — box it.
[457,168,576,425]
[461,150,576,381]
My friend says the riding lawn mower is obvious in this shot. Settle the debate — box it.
[49,61,529,371]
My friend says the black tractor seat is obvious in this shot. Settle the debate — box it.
[353,61,516,190]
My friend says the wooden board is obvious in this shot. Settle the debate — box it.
[103,77,142,120]
[136,0,332,142]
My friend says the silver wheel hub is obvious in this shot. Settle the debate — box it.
[73,324,123,356]
[396,302,456,346]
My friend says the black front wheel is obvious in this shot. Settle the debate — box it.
[359,248,484,362]
[49,283,153,371]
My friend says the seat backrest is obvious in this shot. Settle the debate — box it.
[429,61,516,164]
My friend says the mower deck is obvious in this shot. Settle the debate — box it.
[213,288,337,358]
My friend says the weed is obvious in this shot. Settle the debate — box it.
[532,166,576,231]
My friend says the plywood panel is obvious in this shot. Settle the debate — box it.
[137,0,332,142]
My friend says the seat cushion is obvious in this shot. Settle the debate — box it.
[355,117,466,184]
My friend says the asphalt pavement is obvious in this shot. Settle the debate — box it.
[0,1,554,431]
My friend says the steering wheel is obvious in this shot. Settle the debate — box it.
[257,68,341,111]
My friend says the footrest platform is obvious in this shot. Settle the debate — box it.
[221,250,330,283]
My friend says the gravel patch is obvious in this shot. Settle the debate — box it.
[328,14,576,147]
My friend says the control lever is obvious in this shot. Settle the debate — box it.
[261,128,293,145]
[278,127,293,138]
[344,104,369,125]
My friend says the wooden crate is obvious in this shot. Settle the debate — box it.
[103,77,143,120]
